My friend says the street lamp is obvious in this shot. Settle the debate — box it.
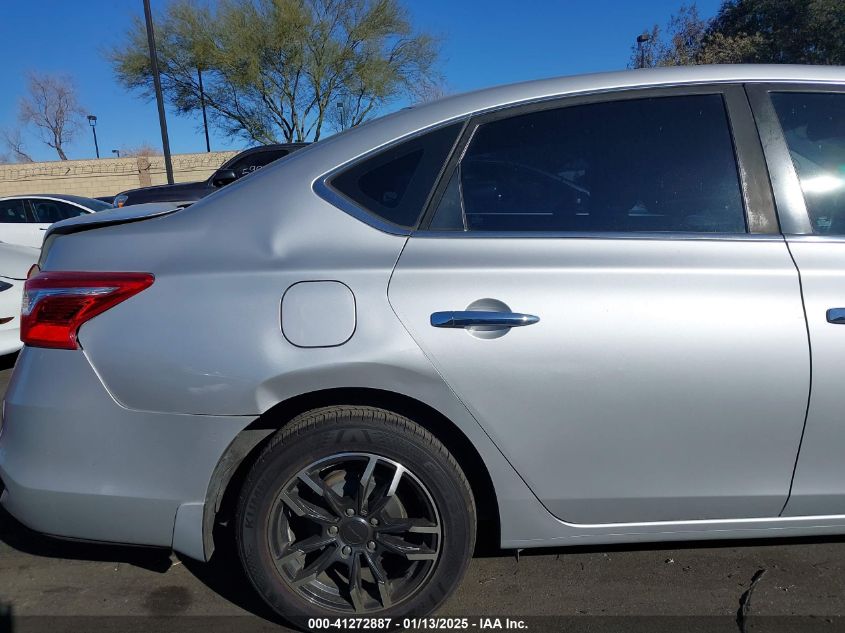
[111,149,120,158]
[636,32,652,69]
[143,0,174,183]
[197,66,211,152]
[87,114,100,158]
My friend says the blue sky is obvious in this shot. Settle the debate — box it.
[0,0,724,163]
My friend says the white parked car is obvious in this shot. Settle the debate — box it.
[0,242,38,355]
[0,195,111,248]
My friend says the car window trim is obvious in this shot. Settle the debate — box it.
[416,83,778,237]
[410,230,784,242]
[315,119,469,236]
[746,83,845,236]
[22,199,36,223]
[25,198,44,223]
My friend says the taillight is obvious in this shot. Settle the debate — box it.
[21,272,154,350]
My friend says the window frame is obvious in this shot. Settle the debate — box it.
[21,199,41,223]
[746,82,845,238]
[416,83,778,239]
[317,121,467,235]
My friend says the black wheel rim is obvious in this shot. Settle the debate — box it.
[267,452,442,613]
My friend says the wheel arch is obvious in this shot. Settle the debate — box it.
[202,387,500,560]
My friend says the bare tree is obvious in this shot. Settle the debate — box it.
[18,73,84,161]
[1,127,34,163]
[412,78,449,104]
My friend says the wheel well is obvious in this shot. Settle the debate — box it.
[212,388,500,554]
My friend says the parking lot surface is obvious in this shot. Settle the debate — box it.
[2,355,845,632]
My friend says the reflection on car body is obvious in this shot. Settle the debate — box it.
[2,65,845,626]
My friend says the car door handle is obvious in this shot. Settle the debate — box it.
[430,311,540,328]
[827,308,845,324]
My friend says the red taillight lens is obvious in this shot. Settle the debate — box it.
[21,271,154,350]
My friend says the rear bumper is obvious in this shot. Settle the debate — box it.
[0,347,255,560]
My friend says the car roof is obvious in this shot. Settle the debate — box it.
[300,64,845,171]
[0,193,103,207]
[222,142,309,161]
[416,64,845,118]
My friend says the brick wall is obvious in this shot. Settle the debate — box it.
[0,151,238,199]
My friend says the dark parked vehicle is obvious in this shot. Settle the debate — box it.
[113,143,308,207]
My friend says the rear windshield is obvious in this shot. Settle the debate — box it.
[329,122,463,229]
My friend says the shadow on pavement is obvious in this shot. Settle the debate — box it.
[178,523,286,625]
[0,506,172,573]
[0,506,282,624]
[0,352,17,372]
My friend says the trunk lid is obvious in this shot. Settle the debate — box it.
[45,201,191,240]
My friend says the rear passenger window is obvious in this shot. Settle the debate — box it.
[30,200,86,222]
[0,199,28,223]
[431,95,746,233]
[770,92,845,235]
[330,123,463,229]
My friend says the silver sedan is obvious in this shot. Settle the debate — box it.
[2,64,845,625]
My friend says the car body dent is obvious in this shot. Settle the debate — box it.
[6,66,845,564]
[1,347,255,550]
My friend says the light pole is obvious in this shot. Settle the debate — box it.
[112,149,120,158]
[636,32,651,69]
[197,66,211,152]
[87,115,100,158]
[143,0,174,184]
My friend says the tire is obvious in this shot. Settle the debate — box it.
[236,406,477,627]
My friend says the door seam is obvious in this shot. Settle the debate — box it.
[778,238,813,517]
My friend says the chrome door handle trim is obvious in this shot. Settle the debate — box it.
[430,311,540,329]
[827,308,845,324]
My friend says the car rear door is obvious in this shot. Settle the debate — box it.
[0,199,38,248]
[748,84,845,517]
[388,85,811,525]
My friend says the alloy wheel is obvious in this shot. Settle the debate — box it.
[267,452,441,613]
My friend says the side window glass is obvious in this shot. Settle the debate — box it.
[227,150,288,179]
[330,123,463,229]
[431,95,746,233]
[30,200,85,222]
[770,92,845,235]
[55,201,89,219]
[30,200,64,223]
[0,199,28,223]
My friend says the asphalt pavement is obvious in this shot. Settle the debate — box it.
[2,354,845,633]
